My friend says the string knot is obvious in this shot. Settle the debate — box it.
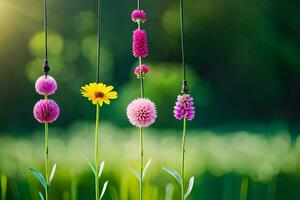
[43,60,50,75]
[181,80,189,94]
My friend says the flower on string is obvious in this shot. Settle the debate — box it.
[33,99,60,123]
[173,94,195,120]
[132,29,149,58]
[127,98,157,127]
[131,10,147,23]
[134,64,149,77]
[81,82,118,106]
[35,75,57,96]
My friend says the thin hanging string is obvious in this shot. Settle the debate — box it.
[180,0,189,94]
[96,0,101,83]
[137,0,140,10]
[44,0,48,61]
[43,0,50,75]
[180,0,185,81]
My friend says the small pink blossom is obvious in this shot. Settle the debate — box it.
[131,10,147,23]
[134,64,149,76]
[127,98,157,127]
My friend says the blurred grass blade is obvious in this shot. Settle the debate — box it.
[49,163,57,184]
[165,183,174,200]
[29,168,48,191]
[129,167,141,182]
[82,154,96,176]
[98,161,105,178]
[38,192,45,200]
[71,175,78,200]
[142,159,152,181]
[184,176,195,199]
[240,177,249,200]
[1,174,7,200]
[99,181,109,200]
[162,167,182,187]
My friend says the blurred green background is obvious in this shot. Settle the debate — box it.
[0,0,300,199]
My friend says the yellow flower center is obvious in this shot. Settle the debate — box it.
[95,91,104,98]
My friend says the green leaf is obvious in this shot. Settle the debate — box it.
[49,163,57,184]
[142,159,152,181]
[184,176,195,200]
[99,181,109,200]
[28,168,48,191]
[38,192,45,200]
[129,167,141,182]
[162,167,182,187]
[82,154,96,176]
[98,161,105,178]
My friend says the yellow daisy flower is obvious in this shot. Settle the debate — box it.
[81,82,118,106]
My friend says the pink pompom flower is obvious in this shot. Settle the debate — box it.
[33,99,60,123]
[174,94,195,120]
[131,10,147,23]
[35,75,57,96]
[132,29,149,58]
[134,64,149,77]
[127,98,157,127]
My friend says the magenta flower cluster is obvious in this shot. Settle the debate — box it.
[174,94,195,120]
[132,29,149,58]
[33,75,60,123]
[131,10,150,79]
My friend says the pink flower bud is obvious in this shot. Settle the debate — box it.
[131,10,147,23]
[134,64,149,76]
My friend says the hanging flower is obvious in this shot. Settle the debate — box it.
[132,29,149,58]
[134,64,149,77]
[35,75,57,96]
[131,10,147,23]
[81,82,118,106]
[127,98,157,127]
[33,99,60,123]
[173,94,195,120]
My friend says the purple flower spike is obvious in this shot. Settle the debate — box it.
[132,29,149,58]
[174,94,195,120]
[33,99,60,123]
[131,10,147,23]
[35,75,57,96]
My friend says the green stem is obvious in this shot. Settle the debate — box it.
[269,176,276,200]
[95,104,100,200]
[1,174,7,200]
[139,57,144,98]
[240,177,248,200]
[45,123,49,200]
[139,54,145,200]
[139,127,144,200]
[181,118,187,200]
[71,175,78,200]
[139,56,144,200]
